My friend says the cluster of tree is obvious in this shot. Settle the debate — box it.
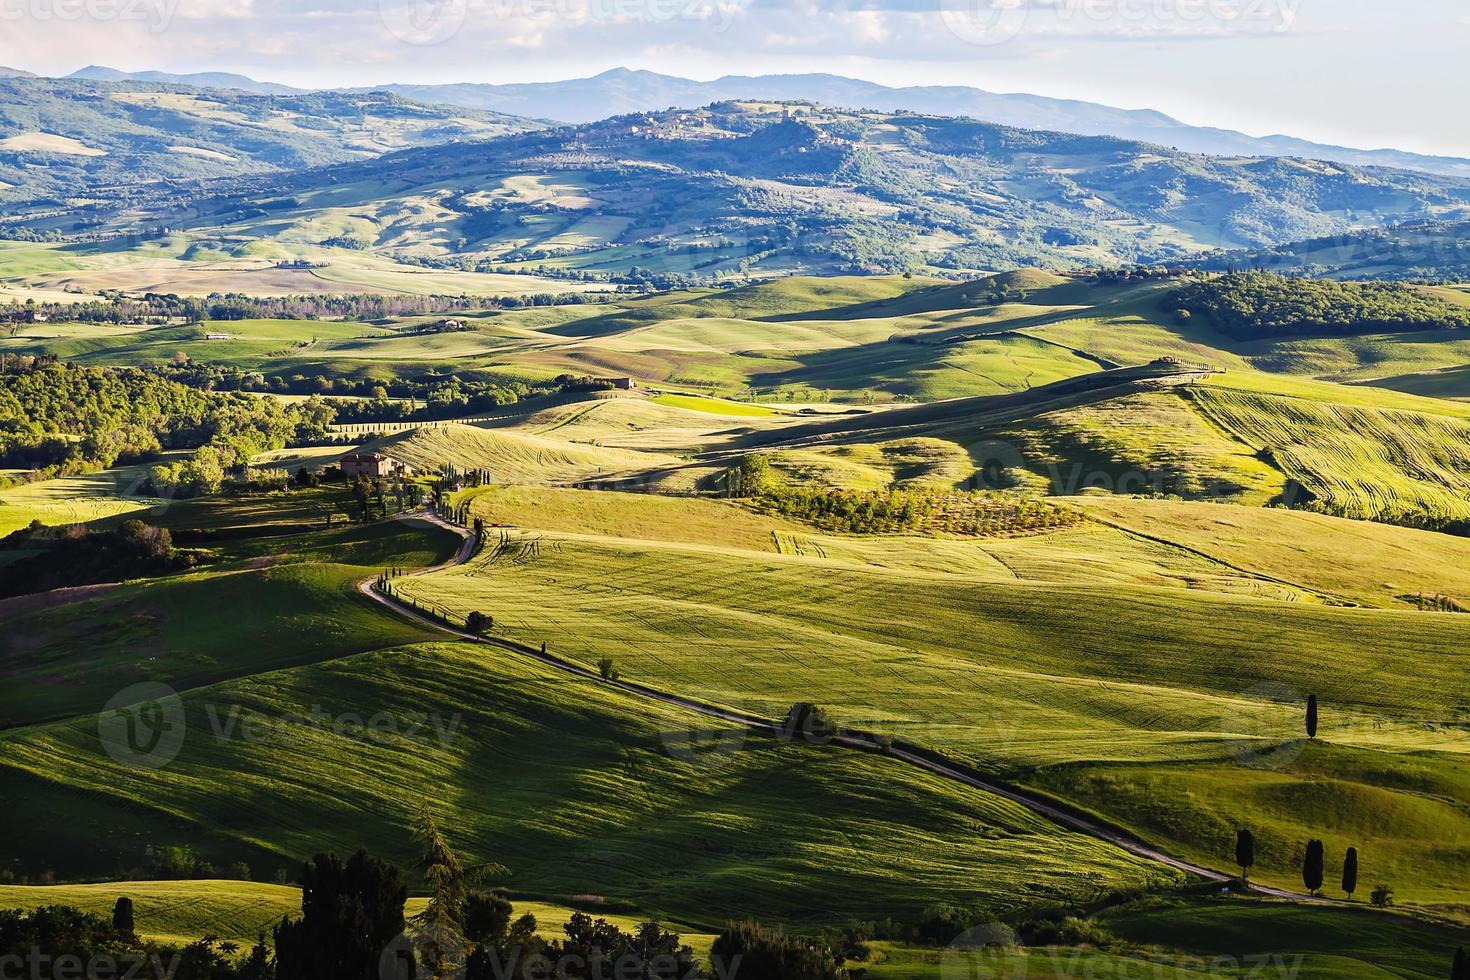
[272,810,701,980]
[0,519,191,598]
[710,922,847,980]
[1234,830,1391,905]
[151,363,614,425]
[1169,272,1470,340]
[0,904,273,980]
[0,359,335,482]
[722,459,1080,537]
[1292,498,1470,540]
[349,475,423,523]
[0,290,547,327]
[1093,267,1197,284]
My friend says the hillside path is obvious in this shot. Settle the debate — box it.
[361,510,1319,905]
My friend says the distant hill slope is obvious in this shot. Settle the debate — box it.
[369,67,1470,179]
[67,65,304,96]
[48,101,1469,278]
[1193,218,1470,281]
[0,77,543,201]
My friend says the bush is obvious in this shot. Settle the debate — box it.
[782,703,837,742]
[1370,884,1395,908]
[711,921,847,980]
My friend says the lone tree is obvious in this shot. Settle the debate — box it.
[1302,839,1325,895]
[1371,884,1395,908]
[782,703,836,743]
[464,611,491,635]
[1452,947,1469,980]
[111,897,134,936]
[597,658,619,681]
[1306,695,1319,739]
[1234,829,1255,886]
[1341,846,1359,900]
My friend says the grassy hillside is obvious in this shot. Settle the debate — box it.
[359,423,681,484]
[393,488,1470,910]
[0,640,1180,923]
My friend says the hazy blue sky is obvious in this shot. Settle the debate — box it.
[4,0,1466,156]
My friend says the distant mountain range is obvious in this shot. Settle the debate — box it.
[0,77,541,202]
[41,103,1470,281]
[49,65,1470,179]
[67,65,298,95]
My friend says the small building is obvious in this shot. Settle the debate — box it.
[341,453,414,479]
[598,377,637,390]
[205,332,232,341]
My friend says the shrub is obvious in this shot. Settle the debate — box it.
[1370,884,1395,908]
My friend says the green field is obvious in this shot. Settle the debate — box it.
[0,881,718,957]
[392,487,1470,912]
[0,640,1180,922]
[0,465,166,536]
[10,268,1470,974]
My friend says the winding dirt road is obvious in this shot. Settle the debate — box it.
[362,510,1316,904]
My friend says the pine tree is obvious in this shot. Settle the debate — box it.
[412,807,509,980]
[1306,695,1319,739]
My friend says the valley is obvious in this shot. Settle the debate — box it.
[3,55,1470,978]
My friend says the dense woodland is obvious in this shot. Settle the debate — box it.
[1171,272,1470,339]
[0,358,334,480]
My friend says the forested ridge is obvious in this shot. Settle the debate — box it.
[1171,272,1470,339]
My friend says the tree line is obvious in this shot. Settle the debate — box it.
[0,289,608,329]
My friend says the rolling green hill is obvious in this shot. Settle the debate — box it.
[20,102,1470,279]
[391,486,1470,911]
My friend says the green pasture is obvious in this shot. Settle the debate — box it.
[0,641,1178,923]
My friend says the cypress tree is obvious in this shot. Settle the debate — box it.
[111,897,134,935]
[1234,829,1255,886]
[1341,846,1358,900]
[1303,839,1325,895]
[1306,695,1319,739]
[1453,947,1469,980]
